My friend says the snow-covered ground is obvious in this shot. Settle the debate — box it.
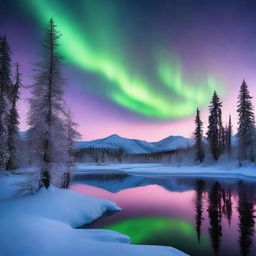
[76,162,256,179]
[2,160,253,255]
[0,176,188,256]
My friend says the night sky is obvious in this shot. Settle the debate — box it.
[1,0,256,140]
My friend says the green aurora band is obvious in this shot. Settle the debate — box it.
[22,0,225,119]
[103,217,209,251]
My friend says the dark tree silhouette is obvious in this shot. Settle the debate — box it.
[237,182,255,256]
[207,181,222,255]
[226,115,232,157]
[194,179,205,242]
[237,80,255,161]
[221,188,232,226]
[6,63,21,170]
[194,108,205,163]
[207,91,224,161]
[0,36,12,168]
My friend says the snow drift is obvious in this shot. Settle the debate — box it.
[0,183,188,256]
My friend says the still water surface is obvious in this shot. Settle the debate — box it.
[71,172,256,256]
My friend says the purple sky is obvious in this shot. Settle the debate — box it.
[2,0,256,140]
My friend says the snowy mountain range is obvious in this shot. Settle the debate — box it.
[76,134,194,154]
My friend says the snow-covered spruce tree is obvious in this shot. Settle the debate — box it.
[28,19,68,188]
[0,36,12,169]
[61,110,80,189]
[6,63,21,170]
[237,80,255,161]
[194,108,205,163]
[219,123,226,154]
[226,115,232,156]
[206,91,223,161]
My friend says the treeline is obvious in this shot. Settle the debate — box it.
[79,80,256,165]
[194,80,255,164]
[0,38,21,171]
[77,147,192,163]
[0,19,80,191]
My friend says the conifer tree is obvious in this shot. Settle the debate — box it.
[237,80,255,161]
[0,36,12,168]
[219,122,226,153]
[194,108,205,163]
[6,63,21,170]
[207,91,223,160]
[226,115,232,156]
[61,110,80,188]
[28,19,68,188]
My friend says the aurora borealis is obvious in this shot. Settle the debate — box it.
[1,0,256,140]
[21,0,223,119]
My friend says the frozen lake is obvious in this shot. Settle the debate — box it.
[71,172,256,256]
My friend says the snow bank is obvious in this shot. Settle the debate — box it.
[0,214,132,256]
[76,163,162,173]
[0,174,27,199]
[0,214,186,256]
[0,183,188,256]
[0,186,120,228]
[76,162,256,179]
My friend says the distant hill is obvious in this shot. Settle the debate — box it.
[76,134,194,154]
[152,136,194,152]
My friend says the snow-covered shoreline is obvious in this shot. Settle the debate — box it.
[76,162,256,179]
[0,178,188,256]
[3,161,254,256]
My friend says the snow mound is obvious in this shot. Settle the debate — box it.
[0,186,120,228]
[0,213,186,256]
[0,184,188,256]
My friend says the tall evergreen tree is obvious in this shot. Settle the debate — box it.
[237,80,255,161]
[207,91,223,161]
[6,63,21,170]
[0,36,12,168]
[28,19,68,188]
[194,108,205,163]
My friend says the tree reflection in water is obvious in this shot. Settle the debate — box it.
[193,179,256,256]
[194,179,205,243]
[73,173,256,256]
[237,181,255,256]
[222,188,232,226]
[207,181,223,255]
